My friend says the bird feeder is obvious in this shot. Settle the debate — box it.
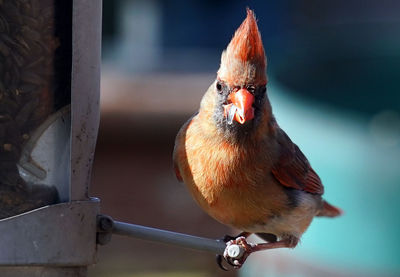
[0,0,101,276]
[0,1,247,275]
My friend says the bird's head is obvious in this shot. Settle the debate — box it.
[209,9,269,139]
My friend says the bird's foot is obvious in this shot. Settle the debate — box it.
[223,236,254,269]
[216,234,299,270]
[216,235,254,270]
[216,232,251,270]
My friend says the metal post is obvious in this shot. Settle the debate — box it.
[0,1,102,276]
[113,221,227,254]
[96,215,248,266]
[71,0,102,201]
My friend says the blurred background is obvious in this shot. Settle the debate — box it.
[89,1,400,276]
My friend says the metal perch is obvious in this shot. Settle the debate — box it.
[97,215,247,265]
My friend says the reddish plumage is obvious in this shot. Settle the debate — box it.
[271,130,324,195]
[218,9,267,86]
[173,9,342,268]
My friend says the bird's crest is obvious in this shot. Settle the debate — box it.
[218,9,267,85]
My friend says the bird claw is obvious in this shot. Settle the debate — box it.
[217,236,254,270]
[224,236,254,269]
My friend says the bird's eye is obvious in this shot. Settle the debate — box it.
[216,81,223,93]
[247,85,255,93]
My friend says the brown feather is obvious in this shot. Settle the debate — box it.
[317,200,343,217]
[218,9,267,86]
[173,162,183,182]
[271,128,324,195]
[173,104,289,229]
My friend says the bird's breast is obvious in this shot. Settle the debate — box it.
[178,117,288,228]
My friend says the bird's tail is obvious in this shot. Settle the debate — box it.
[316,200,343,217]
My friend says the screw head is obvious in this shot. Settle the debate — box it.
[227,244,243,258]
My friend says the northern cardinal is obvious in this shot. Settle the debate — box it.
[173,9,342,268]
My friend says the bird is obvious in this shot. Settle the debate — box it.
[173,8,342,269]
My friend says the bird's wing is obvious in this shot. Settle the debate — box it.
[173,135,184,182]
[173,115,196,183]
[271,129,324,195]
[173,161,183,182]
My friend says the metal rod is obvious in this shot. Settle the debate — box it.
[112,221,227,254]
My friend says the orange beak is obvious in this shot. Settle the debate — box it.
[224,89,255,124]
